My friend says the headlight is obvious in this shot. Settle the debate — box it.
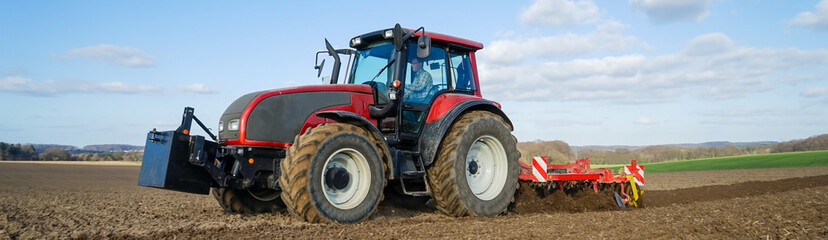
[350,37,361,47]
[218,121,224,132]
[228,119,240,131]
[383,29,393,38]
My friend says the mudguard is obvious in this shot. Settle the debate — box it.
[418,99,513,166]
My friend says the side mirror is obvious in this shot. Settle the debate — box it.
[314,59,325,77]
[393,24,404,51]
[324,38,341,84]
[417,35,431,58]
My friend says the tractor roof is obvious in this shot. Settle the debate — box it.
[411,29,483,51]
[351,27,483,51]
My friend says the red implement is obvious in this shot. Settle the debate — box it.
[519,156,645,208]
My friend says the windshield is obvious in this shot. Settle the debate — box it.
[349,42,396,85]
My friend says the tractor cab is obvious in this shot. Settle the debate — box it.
[316,25,484,147]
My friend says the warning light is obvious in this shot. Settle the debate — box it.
[248,158,254,164]
[392,80,401,88]
[183,129,189,135]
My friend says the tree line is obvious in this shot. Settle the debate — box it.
[517,133,828,165]
[770,134,828,153]
[4,133,827,163]
[0,142,39,160]
[0,142,142,161]
[572,144,766,164]
[516,140,573,164]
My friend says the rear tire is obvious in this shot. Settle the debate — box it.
[210,187,285,213]
[279,123,386,223]
[427,111,519,217]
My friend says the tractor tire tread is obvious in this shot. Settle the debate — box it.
[279,123,386,223]
[427,111,517,217]
[210,187,283,214]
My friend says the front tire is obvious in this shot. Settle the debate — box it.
[427,111,519,217]
[279,123,386,223]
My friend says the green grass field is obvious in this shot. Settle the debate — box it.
[592,150,828,173]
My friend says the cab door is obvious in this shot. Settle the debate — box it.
[400,44,448,139]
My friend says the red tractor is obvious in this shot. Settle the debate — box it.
[138,24,519,223]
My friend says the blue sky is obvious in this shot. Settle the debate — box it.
[2,0,827,147]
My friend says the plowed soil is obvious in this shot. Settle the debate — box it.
[1,162,826,239]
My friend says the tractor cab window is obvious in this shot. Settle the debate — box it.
[401,43,448,134]
[349,41,396,105]
[450,52,476,92]
[403,44,447,103]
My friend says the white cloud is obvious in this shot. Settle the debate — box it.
[630,0,715,23]
[0,76,161,95]
[55,44,154,67]
[683,32,734,56]
[482,20,642,65]
[176,83,218,94]
[801,86,828,97]
[791,0,828,31]
[479,33,828,103]
[485,34,595,64]
[520,0,600,26]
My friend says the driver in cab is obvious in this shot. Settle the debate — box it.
[404,57,432,102]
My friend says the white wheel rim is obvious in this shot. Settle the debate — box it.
[465,135,507,201]
[322,148,371,210]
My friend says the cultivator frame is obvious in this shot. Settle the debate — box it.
[519,157,645,208]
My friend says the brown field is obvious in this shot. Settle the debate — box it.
[1,162,826,239]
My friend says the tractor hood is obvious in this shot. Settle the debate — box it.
[218,84,374,146]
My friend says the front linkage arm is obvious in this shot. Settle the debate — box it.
[177,107,217,141]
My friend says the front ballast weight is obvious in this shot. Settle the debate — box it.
[519,157,645,208]
[138,107,244,194]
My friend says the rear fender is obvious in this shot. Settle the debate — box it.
[418,99,512,166]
